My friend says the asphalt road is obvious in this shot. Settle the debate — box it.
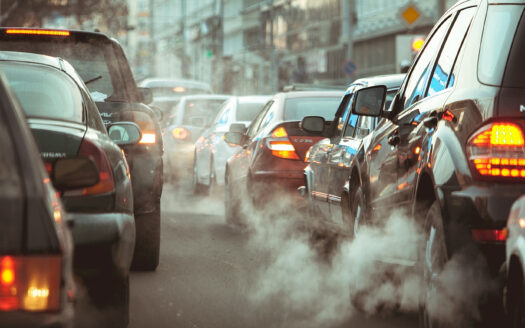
[128,184,419,328]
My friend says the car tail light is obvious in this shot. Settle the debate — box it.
[467,122,525,178]
[172,127,190,141]
[471,228,507,242]
[0,255,62,312]
[5,29,70,36]
[267,127,300,160]
[122,111,157,144]
[78,138,115,195]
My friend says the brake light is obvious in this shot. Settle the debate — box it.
[0,256,61,312]
[471,229,507,242]
[172,127,190,140]
[467,123,525,178]
[267,127,300,160]
[122,111,157,145]
[78,138,115,195]
[139,132,156,144]
[5,29,70,36]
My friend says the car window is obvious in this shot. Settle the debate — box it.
[336,94,352,135]
[343,113,358,137]
[0,62,83,123]
[284,97,341,121]
[503,7,525,88]
[479,5,524,86]
[402,15,452,109]
[181,99,226,126]
[427,7,475,96]
[355,116,375,139]
[236,101,267,122]
[247,101,273,138]
[215,100,232,126]
[257,101,278,134]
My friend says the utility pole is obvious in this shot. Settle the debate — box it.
[341,0,355,62]
[149,0,156,76]
[269,0,279,93]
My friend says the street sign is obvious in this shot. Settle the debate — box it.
[401,4,421,25]
[343,60,357,76]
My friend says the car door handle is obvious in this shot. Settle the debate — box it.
[388,135,400,146]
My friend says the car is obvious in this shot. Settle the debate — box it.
[0,67,81,327]
[138,78,213,120]
[300,74,404,237]
[164,94,230,183]
[0,51,142,327]
[0,28,165,271]
[505,195,525,328]
[224,90,343,224]
[193,95,271,194]
[344,0,525,325]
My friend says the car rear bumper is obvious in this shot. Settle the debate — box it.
[128,150,163,214]
[252,170,306,203]
[71,212,135,274]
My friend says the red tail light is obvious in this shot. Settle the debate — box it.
[0,255,62,312]
[122,111,157,145]
[467,122,525,178]
[78,138,115,195]
[267,127,300,160]
[471,229,507,242]
[172,127,190,140]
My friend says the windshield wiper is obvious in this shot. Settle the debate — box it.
[85,75,102,85]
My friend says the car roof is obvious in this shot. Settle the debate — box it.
[236,95,272,103]
[139,78,212,90]
[276,90,344,99]
[352,74,406,89]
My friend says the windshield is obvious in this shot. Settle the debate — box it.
[180,99,227,125]
[0,40,124,101]
[284,97,341,121]
[151,87,211,98]
[235,101,267,121]
[0,62,83,122]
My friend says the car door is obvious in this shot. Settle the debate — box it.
[395,7,476,208]
[309,93,353,218]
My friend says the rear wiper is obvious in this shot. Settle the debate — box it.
[85,75,102,85]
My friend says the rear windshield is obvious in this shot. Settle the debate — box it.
[182,99,227,125]
[284,97,341,121]
[478,5,524,86]
[235,101,267,121]
[0,62,83,122]
[151,87,211,98]
[503,8,525,88]
[0,40,124,101]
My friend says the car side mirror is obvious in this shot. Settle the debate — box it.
[300,116,325,134]
[138,87,153,105]
[51,157,99,191]
[224,131,246,146]
[352,85,387,117]
[108,122,142,146]
[229,123,247,134]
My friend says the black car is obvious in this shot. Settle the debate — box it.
[0,28,164,270]
[0,67,84,327]
[0,51,142,327]
[346,0,525,325]
[300,74,404,237]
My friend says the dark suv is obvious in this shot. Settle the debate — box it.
[0,28,164,270]
[346,0,525,325]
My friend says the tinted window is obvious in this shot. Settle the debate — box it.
[0,40,123,101]
[355,116,375,139]
[503,8,525,88]
[344,114,358,137]
[336,94,352,135]
[215,101,232,125]
[1,62,83,122]
[247,101,273,138]
[428,7,475,96]
[478,5,523,86]
[403,16,452,109]
[182,99,226,125]
[236,101,267,121]
[385,90,397,110]
[284,97,340,121]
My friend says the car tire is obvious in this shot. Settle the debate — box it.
[192,158,209,195]
[419,201,448,328]
[225,173,242,226]
[507,265,525,328]
[343,185,365,239]
[131,202,161,271]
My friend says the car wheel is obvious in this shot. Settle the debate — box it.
[131,201,161,271]
[225,173,242,226]
[192,158,209,195]
[508,265,525,328]
[419,201,448,328]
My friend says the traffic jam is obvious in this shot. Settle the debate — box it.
[0,0,524,327]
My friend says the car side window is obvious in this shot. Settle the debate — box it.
[343,113,359,137]
[215,101,232,126]
[247,101,273,138]
[427,7,475,96]
[83,91,107,133]
[355,116,375,139]
[257,101,278,136]
[402,15,452,110]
